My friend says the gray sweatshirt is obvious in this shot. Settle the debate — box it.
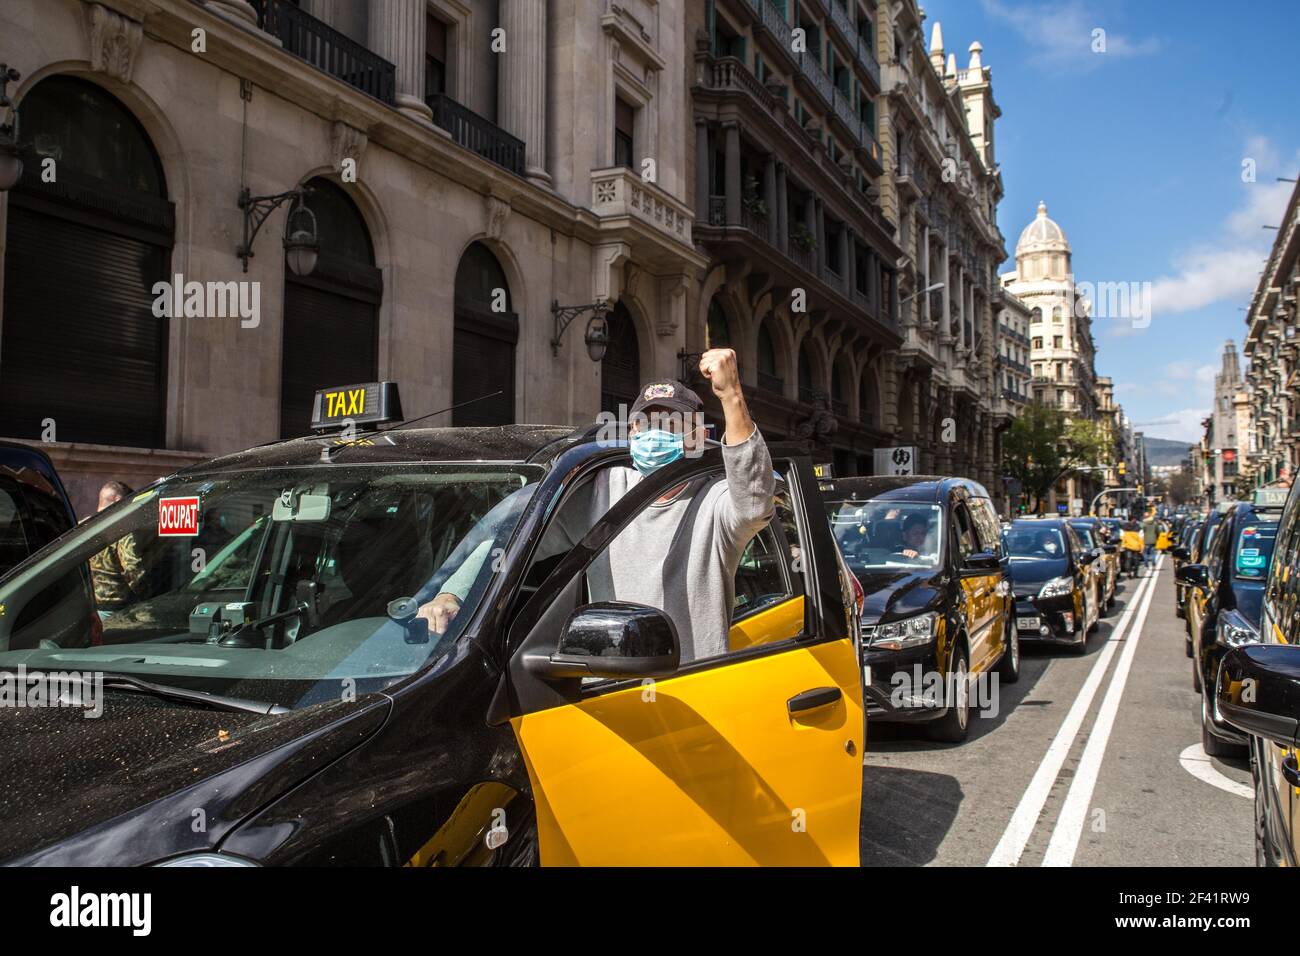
[442,427,775,664]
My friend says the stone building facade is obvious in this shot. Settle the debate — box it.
[0,0,704,514]
[1244,177,1299,489]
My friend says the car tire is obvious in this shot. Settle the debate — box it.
[997,627,1021,684]
[1201,694,1247,760]
[927,646,970,744]
[1070,617,1089,655]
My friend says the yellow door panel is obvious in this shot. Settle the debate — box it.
[510,638,863,866]
[728,595,805,651]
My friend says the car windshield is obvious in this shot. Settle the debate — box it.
[825,500,943,571]
[1232,521,1277,581]
[0,463,543,710]
[1002,525,1066,559]
[1069,525,1096,548]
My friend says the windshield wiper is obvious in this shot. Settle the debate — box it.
[73,671,289,715]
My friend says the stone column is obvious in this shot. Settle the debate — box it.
[368,0,433,125]
[814,199,825,276]
[957,266,966,350]
[940,250,951,343]
[775,163,788,254]
[203,0,257,27]
[763,157,778,245]
[922,226,931,324]
[499,0,550,184]
[724,122,741,226]
[695,119,711,221]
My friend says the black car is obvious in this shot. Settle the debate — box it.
[0,383,866,866]
[1069,517,1117,613]
[1001,517,1102,654]
[824,476,1016,744]
[1179,493,1282,757]
[1175,501,1236,650]
[1215,482,1300,866]
[0,440,77,577]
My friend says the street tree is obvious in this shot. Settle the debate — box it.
[1002,403,1110,512]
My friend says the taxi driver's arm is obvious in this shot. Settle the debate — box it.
[703,349,774,549]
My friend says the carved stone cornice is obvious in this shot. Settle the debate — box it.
[85,2,144,83]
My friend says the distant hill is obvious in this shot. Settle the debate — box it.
[1144,436,1197,467]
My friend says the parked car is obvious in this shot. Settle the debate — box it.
[1215,481,1300,865]
[824,475,1016,744]
[1179,489,1285,757]
[0,440,77,577]
[1001,517,1102,655]
[1177,501,1238,652]
[1172,517,1203,619]
[1069,517,1117,613]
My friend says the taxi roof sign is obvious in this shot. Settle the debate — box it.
[310,382,403,432]
[1252,486,1289,510]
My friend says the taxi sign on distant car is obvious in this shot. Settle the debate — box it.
[310,382,403,431]
[1253,486,1289,510]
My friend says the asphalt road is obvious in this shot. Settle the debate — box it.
[860,555,1255,866]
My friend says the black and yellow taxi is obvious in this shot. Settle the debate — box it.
[1001,516,1101,655]
[0,440,77,578]
[0,383,866,866]
[823,476,1015,744]
[1179,489,1283,757]
[1182,500,1240,666]
[1172,517,1203,620]
[1069,516,1118,613]
[1215,479,1300,866]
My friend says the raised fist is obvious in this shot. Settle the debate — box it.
[699,348,740,398]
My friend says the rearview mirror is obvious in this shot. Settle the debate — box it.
[1216,644,1300,748]
[525,602,680,681]
[1176,563,1208,589]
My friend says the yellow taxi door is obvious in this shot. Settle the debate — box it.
[504,453,864,866]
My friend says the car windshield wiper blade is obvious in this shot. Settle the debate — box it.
[87,672,290,715]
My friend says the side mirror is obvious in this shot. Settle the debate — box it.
[1171,546,1190,561]
[1216,644,1300,748]
[1176,563,1208,589]
[961,551,1000,575]
[524,602,680,681]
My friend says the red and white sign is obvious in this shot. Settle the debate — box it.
[158,496,200,536]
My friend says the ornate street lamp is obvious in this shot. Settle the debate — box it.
[551,300,610,361]
[0,64,23,193]
[237,185,319,276]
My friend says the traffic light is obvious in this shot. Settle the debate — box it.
[1118,461,1126,477]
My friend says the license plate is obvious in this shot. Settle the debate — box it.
[1017,615,1041,631]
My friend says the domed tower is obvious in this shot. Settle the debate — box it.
[1015,201,1071,281]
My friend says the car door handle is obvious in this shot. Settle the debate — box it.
[788,686,841,716]
[1283,754,1300,789]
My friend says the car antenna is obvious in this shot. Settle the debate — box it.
[320,390,505,462]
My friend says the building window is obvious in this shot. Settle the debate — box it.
[425,14,448,99]
[1032,337,1042,349]
[614,97,636,170]
[453,243,517,427]
[1053,336,1062,348]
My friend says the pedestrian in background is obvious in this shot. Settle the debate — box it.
[89,480,149,617]
[1141,510,1158,572]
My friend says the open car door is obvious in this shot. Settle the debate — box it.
[503,445,863,866]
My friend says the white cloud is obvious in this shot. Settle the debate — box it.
[979,0,1163,68]
[1131,407,1209,444]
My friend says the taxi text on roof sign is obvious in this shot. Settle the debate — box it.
[1253,486,1289,509]
[310,382,403,432]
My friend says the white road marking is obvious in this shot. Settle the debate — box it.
[1041,555,1164,866]
[1178,743,1253,799]
[986,564,1159,867]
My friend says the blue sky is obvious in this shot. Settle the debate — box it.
[926,0,1300,443]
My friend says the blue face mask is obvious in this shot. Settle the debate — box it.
[629,429,684,476]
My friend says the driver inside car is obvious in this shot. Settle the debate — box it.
[893,513,934,560]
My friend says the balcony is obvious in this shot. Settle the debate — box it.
[753,0,796,68]
[427,93,525,175]
[758,371,786,396]
[824,1,882,91]
[797,53,836,112]
[253,0,395,104]
[591,166,694,247]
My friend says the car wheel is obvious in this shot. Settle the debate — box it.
[997,626,1021,684]
[1201,693,1247,759]
[927,646,970,744]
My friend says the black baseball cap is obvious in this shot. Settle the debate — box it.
[628,379,703,418]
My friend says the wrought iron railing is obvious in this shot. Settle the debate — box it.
[427,93,525,175]
[756,0,795,54]
[798,52,836,108]
[252,0,396,104]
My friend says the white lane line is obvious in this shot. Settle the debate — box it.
[986,564,1159,867]
[1041,555,1165,866]
[1178,743,1253,799]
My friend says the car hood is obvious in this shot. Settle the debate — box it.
[852,567,944,623]
[1006,557,1068,596]
[0,689,390,865]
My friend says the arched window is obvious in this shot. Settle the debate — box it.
[798,344,815,404]
[859,367,878,428]
[452,242,517,426]
[280,178,381,437]
[1,76,173,447]
[601,302,641,417]
[757,320,782,394]
[706,296,731,349]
